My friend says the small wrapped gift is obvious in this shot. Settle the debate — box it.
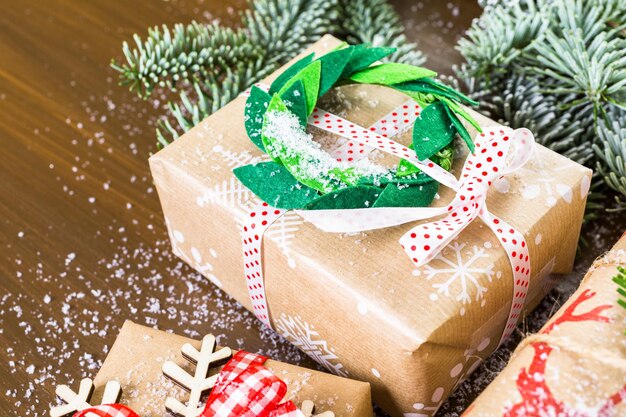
[90,321,373,417]
[149,35,591,416]
[463,234,626,417]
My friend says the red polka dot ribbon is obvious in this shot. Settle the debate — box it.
[202,351,305,417]
[73,404,139,417]
[240,84,535,346]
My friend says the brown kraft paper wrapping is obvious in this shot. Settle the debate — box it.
[464,234,626,417]
[149,35,592,416]
[92,321,373,416]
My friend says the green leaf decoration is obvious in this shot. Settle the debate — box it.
[278,60,321,115]
[233,162,319,209]
[443,102,474,154]
[372,181,439,208]
[613,265,626,335]
[341,45,396,78]
[412,101,457,161]
[396,142,454,178]
[261,94,290,163]
[349,63,437,86]
[420,78,478,106]
[280,79,308,128]
[234,43,483,211]
[261,94,356,193]
[317,47,355,97]
[304,186,381,210]
[441,97,482,133]
[269,53,315,94]
[395,80,476,106]
[244,86,271,151]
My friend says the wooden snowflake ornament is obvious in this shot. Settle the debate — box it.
[300,400,335,417]
[163,333,335,417]
[162,334,232,417]
[50,378,122,417]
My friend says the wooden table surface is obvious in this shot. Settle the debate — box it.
[1,1,623,416]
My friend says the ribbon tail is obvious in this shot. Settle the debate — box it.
[480,206,531,345]
[241,202,288,328]
[400,198,483,267]
[295,206,447,234]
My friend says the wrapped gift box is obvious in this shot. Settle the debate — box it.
[149,35,591,416]
[93,321,373,416]
[464,234,626,416]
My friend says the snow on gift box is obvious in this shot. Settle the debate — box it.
[149,35,591,416]
[462,234,626,417]
[52,321,372,417]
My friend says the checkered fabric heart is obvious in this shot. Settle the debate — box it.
[202,351,304,417]
[73,404,139,417]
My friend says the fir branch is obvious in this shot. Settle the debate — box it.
[594,114,626,209]
[244,0,341,65]
[337,0,425,65]
[456,0,550,80]
[111,22,261,98]
[113,0,422,145]
[456,0,626,212]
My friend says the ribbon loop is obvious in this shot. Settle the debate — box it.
[203,351,303,417]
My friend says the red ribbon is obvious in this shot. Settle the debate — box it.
[202,351,303,417]
[73,404,139,417]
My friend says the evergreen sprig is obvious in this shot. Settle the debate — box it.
[456,0,626,210]
[112,0,425,146]
[595,115,626,209]
[110,22,262,98]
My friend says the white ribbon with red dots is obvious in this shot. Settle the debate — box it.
[239,84,534,345]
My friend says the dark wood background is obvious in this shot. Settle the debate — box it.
[1,1,623,416]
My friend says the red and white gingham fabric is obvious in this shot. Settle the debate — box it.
[240,83,535,347]
[203,351,304,417]
[73,404,139,417]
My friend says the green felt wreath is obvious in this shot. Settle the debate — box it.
[236,43,479,210]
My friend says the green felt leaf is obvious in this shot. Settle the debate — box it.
[261,94,290,163]
[441,97,482,133]
[394,80,473,106]
[443,102,475,154]
[349,63,437,86]
[280,79,308,128]
[396,142,454,178]
[244,86,271,151]
[261,94,355,193]
[233,162,319,209]
[341,45,395,77]
[269,53,315,94]
[278,60,321,115]
[304,186,381,210]
[317,47,354,97]
[412,101,457,160]
[372,181,439,208]
[420,78,478,106]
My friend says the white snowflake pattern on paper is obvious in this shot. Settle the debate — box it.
[195,145,302,267]
[275,313,348,377]
[196,177,254,209]
[211,144,259,169]
[518,162,575,207]
[413,242,500,305]
[165,217,222,287]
